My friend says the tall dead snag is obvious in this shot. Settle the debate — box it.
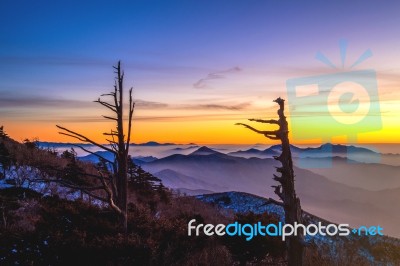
[57,61,134,233]
[236,97,304,266]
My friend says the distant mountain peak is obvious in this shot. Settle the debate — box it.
[132,141,175,146]
[318,143,377,154]
[190,146,220,156]
[246,148,261,152]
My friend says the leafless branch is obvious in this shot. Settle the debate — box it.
[72,144,115,165]
[56,125,116,155]
[94,99,117,113]
[126,87,134,150]
[98,172,123,215]
[235,123,278,137]
[103,115,118,121]
[103,132,118,136]
[249,118,280,125]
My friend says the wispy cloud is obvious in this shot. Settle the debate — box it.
[135,99,168,109]
[193,66,242,89]
[0,55,206,74]
[0,92,254,114]
[136,100,251,111]
[0,94,169,111]
[184,102,251,111]
[133,113,251,122]
[14,113,259,123]
[0,95,89,109]
[0,56,110,67]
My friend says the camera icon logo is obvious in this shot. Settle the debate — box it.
[286,41,381,167]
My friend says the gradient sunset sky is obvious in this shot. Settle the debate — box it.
[1,0,399,144]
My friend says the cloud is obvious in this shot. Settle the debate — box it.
[0,56,110,67]
[10,112,255,123]
[186,102,251,111]
[0,95,89,109]
[135,99,168,109]
[0,94,169,111]
[0,92,251,113]
[0,55,206,74]
[193,66,242,89]
[132,113,253,122]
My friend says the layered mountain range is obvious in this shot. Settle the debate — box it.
[76,143,400,238]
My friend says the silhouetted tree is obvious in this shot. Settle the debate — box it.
[0,147,10,180]
[127,156,162,191]
[23,139,38,150]
[56,61,135,233]
[0,126,8,139]
[236,97,304,266]
[61,149,87,186]
[0,126,12,179]
[60,149,76,160]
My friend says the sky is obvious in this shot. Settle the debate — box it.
[1,0,400,144]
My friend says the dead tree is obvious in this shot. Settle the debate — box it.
[236,97,304,266]
[57,61,134,233]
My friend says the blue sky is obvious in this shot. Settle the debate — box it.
[1,0,400,143]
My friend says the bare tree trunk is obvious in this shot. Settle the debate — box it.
[236,97,304,266]
[115,62,129,233]
[116,155,128,232]
[57,61,134,234]
[275,98,303,266]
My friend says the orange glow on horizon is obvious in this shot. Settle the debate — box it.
[3,114,399,145]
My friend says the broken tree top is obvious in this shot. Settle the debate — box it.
[235,97,288,140]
